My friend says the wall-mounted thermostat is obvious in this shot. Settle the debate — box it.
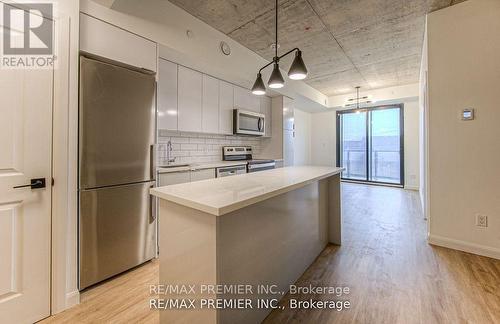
[461,108,474,121]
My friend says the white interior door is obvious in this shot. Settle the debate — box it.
[0,23,53,324]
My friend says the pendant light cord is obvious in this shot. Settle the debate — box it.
[356,86,360,110]
[275,0,278,60]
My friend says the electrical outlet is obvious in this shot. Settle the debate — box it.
[475,214,488,227]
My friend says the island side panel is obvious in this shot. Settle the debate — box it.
[216,182,329,324]
[328,173,342,245]
[159,200,217,324]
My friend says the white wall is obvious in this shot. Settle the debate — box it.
[311,111,337,167]
[426,0,500,259]
[293,109,312,165]
[403,100,420,190]
[50,0,80,314]
[419,21,429,216]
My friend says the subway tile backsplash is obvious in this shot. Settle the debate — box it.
[157,130,262,165]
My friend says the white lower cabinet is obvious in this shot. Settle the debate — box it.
[159,171,191,186]
[158,168,215,186]
[190,168,216,182]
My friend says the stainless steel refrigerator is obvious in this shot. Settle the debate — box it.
[78,55,156,290]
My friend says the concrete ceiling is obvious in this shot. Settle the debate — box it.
[166,0,467,96]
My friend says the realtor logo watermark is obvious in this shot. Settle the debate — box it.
[1,2,54,69]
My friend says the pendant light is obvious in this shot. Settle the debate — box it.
[345,86,372,108]
[288,50,308,80]
[268,63,285,88]
[251,73,266,95]
[251,0,308,95]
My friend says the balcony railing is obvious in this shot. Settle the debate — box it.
[342,149,401,183]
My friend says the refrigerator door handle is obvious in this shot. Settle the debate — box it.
[150,144,156,180]
[150,184,156,222]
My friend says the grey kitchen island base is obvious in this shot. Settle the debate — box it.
[155,170,342,324]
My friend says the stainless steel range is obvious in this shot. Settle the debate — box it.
[222,146,275,173]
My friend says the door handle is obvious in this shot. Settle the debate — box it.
[13,178,46,189]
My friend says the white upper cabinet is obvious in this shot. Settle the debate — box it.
[260,96,272,137]
[219,81,234,135]
[283,96,295,131]
[158,59,178,131]
[249,93,261,113]
[79,13,157,72]
[202,75,219,134]
[234,86,260,113]
[178,66,202,132]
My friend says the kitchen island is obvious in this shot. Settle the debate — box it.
[150,166,343,324]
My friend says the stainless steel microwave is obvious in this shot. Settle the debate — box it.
[233,109,265,136]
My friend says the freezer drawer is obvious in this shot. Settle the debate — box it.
[79,181,156,289]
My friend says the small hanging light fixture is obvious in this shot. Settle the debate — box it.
[268,63,285,88]
[251,73,266,95]
[345,86,372,108]
[288,50,308,80]
[251,0,308,95]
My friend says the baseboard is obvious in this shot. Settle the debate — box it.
[404,185,419,191]
[428,234,500,260]
[66,290,80,309]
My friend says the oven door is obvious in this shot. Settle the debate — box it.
[233,109,265,136]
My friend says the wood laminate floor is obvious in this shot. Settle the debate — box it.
[42,183,500,324]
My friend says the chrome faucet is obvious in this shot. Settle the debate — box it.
[166,140,176,164]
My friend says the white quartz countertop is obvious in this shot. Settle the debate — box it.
[157,161,248,174]
[150,166,343,216]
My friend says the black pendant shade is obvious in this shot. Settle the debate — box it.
[251,73,266,95]
[288,50,308,80]
[268,63,285,89]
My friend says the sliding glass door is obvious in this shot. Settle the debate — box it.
[339,111,367,180]
[337,105,404,186]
